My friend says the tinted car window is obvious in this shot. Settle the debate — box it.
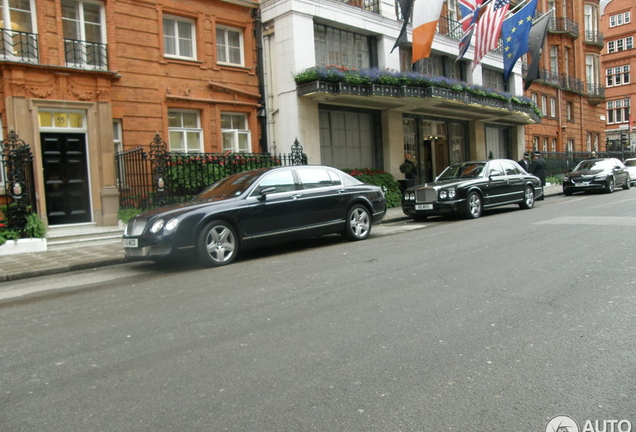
[625,159,636,167]
[487,161,504,176]
[438,162,486,179]
[195,171,262,200]
[328,170,342,186]
[297,169,333,189]
[575,159,613,171]
[254,170,297,194]
[501,160,521,175]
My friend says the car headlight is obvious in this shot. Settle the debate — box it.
[563,176,569,182]
[594,174,608,181]
[404,192,415,201]
[165,217,179,231]
[149,219,164,234]
[438,188,456,200]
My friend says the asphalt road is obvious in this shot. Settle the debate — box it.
[2,190,636,432]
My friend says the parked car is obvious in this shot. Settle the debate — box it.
[122,166,386,267]
[562,158,631,195]
[624,158,636,186]
[401,159,542,220]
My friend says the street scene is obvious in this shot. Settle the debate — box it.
[2,189,635,431]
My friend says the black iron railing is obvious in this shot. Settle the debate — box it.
[584,30,604,46]
[1,129,37,231]
[586,83,605,98]
[548,17,579,38]
[64,38,108,70]
[437,16,463,41]
[336,0,379,13]
[116,135,308,211]
[540,151,636,177]
[0,28,39,63]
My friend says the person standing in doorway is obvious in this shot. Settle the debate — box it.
[529,151,547,200]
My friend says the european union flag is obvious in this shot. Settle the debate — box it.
[501,0,538,83]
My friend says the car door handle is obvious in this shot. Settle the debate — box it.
[337,189,346,194]
[291,194,302,200]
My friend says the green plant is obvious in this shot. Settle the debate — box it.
[118,208,142,223]
[399,162,414,175]
[0,229,20,246]
[24,213,47,238]
[546,174,563,185]
[343,168,402,208]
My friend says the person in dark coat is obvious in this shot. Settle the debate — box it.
[518,151,531,172]
[529,151,547,200]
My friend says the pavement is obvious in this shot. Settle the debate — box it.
[0,185,563,283]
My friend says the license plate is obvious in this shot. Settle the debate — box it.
[415,204,433,210]
[122,238,138,248]
[575,182,589,187]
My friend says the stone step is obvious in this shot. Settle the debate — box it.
[46,224,124,250]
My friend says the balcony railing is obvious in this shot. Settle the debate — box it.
[338,0,379,13]
[587,83,605,98]
[0,28,39,63]
[437,16,463,41]
[584,30,604,46]
[64,39,108,70]
[522,63,585,93]
[548,17,579,38]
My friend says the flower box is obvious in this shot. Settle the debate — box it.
[0,238,47,256]
[296,81,338,96]
[371,84,400,96]
[338,82,370,96]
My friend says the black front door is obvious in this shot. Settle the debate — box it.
[41,133,91,225]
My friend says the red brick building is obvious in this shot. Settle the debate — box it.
[524,0,606,155]
[0,0,260,227]
[600,0,636,150]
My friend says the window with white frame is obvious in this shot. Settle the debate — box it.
[551,138,557,152]
[584,4,599,34]
[542,137,548,152]
[532,136,539,151]
[549,46,559,73]
[532,93,538,106]
[62,0,107,69]
[606,65,630,86]
[608,37,633,53]
[609,11,630,27]
[541,95,547,116]
[482,68,505,91]
[594,134,599,151]
[163,15,196,60]
[567,102,574,121]
[606,98,630,124]
[113,120,124,186]
[550,97,556,117]
[586,55,600,90]
[216,26,244,66]
[0,0,38,61]
[586,133,592,151]
[221,113,250,152]
[314,23,371,69]
[567,139,574,153]
[168,110,202,152]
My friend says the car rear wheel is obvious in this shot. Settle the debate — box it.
[605,177,615,193]
[343,204,371,241]
[623,176,631,190]
[196,220,239,267]
[519,186,535,209]
[465,191,482,219]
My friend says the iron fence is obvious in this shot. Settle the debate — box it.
[116,134,308,211]
[540,151,636,177]
[0,130,37,231]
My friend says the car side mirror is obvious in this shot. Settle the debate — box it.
[489,170,504,179]
[258,185,276,200]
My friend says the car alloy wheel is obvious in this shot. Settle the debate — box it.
[343,204,371,241]
[606,177,614,193]
[197,220,239,267]
[519,186,535,209]
[623,176,631,190]
[465,191,482,219]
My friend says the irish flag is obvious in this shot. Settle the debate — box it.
[412,0,444,62]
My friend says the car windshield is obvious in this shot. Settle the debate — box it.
[574,159,614,171]
[437,162,486,180]
[193,171,263,201]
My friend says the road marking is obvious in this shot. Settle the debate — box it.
[537,216,636,227]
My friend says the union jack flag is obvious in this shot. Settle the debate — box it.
[472,0,510,68]
[457,0,482,61]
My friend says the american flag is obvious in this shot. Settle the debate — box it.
[472,0,510,68]
[457,0,482,60]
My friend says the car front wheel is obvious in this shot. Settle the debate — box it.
[343,204,371,241]
[623,176,631,190]
[605,177,615,193]
[465,191,482,219]
[196,220,239,267]
[519,186,535,209]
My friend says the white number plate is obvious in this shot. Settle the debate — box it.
[122,238,138,248]
[575,182,589,187]
[415,204,433,210]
